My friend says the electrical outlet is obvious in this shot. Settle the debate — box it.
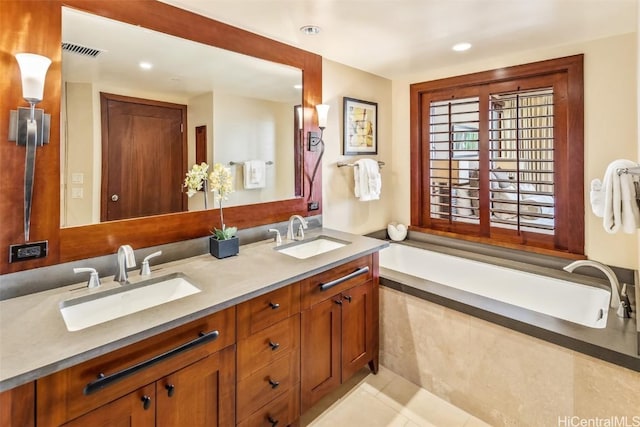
[308,201,319,211]
[308,132,320,151]
[9,241,48,263]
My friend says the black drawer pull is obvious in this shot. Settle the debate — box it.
[334,299,343,305]
[268,340,280,351]
[141,395,152,410]
[268,378,280,389]
[269,302,280,310]
[84,330,219,395]
[343,295,352,303]
[268,416,279,426]
[165,384,175,397]
[319,266,369,292]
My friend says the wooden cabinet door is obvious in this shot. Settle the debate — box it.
[300,297,341,412]
[62,384,155,427]
[0,382,34,427]
[341,281,374,381]
[156,345,235,427]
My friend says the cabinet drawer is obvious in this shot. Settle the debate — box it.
[37,306,236,427]
[301,255,372,308]
[237,351,299,421]
[238,314,299,381]
[237,284,300,338]
[237,384,300,427]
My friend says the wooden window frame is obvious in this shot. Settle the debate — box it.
[410,55,584,257]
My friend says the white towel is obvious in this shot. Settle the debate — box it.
[243,160,266,189]
[590,178,604,217]
[600,159,640,234]
[354,159,381,201]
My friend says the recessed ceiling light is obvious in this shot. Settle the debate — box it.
[452,42,472,52]
[300,25,321,35]
[139,61,153,70]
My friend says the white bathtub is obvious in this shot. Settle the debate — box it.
[379,243,612,329]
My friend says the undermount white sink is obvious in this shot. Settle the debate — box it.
[59,273,201,332]
[276,236,350,259]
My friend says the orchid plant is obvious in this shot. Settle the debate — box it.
[184,162,236,240]
[209,163,236,240]
[184,162,210,208]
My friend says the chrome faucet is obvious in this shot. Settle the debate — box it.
[115,245,136,284]
[287,215,308,241]
[563,260,623,314]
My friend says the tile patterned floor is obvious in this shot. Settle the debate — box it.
[301,366,491,427]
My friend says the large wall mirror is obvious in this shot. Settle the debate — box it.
[61,7,303,227]
[0,0,322,274]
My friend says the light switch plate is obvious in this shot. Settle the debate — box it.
[71,173,84,184]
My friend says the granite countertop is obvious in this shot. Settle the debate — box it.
[0,228,388,392]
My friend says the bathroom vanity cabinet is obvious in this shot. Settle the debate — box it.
[300,255,378,411]
[1,250,380,427]
[36,307,236,427]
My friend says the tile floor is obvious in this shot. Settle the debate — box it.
[301,366,491,427]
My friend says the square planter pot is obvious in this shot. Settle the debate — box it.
[209,236,239,259]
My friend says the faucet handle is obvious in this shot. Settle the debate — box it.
[140,251,162,276]
[74,267,100,288]
[296,224,305,240]
[268,229,282,246]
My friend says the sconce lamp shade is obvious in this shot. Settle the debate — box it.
[296,105,303,130]
[316,104,329,129]
[15,53,51,103]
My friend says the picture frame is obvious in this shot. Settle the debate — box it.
[343,97,378,155]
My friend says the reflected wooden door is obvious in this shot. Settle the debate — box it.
[101,93,187,222]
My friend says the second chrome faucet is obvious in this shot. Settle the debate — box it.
[286,215,308,241]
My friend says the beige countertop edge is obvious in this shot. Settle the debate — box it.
[0,228,388,392]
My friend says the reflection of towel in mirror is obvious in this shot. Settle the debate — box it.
[600,159,640,234]
[590,178,604,217]
[354,159,381,201]
[243,160,266,189]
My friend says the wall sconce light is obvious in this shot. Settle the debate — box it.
[308,104,329,205]
[8,53,52,241]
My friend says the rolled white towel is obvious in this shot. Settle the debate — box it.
[601,159,640,234]
[590,178,604,217]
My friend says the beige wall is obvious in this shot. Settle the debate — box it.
[381,287,640,426]
[390,33,638,269]
[321,59,394,234]
[213,92,296,207]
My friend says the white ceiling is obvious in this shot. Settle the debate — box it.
[160,0,638,79]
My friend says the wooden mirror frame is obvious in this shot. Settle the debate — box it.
[0,0,322,274]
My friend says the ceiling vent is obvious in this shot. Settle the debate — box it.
[62,42,104,58]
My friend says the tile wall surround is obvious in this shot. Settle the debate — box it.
[0,216,322,300]
[380,287,640,426]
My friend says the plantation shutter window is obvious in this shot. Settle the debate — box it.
[411,55,584,255]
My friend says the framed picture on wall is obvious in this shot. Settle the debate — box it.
[343,97,378,155]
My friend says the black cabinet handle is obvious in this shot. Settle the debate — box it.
[334,299,343,305]
[84,330,219,395]
[343,295,352,303]
[268,378,280,389]
[268,416,279,427]
[165,384,175,397]
[319,266,369,292]
[268,340,280,351]
[269,302,280,310]
[141,395,151,410]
